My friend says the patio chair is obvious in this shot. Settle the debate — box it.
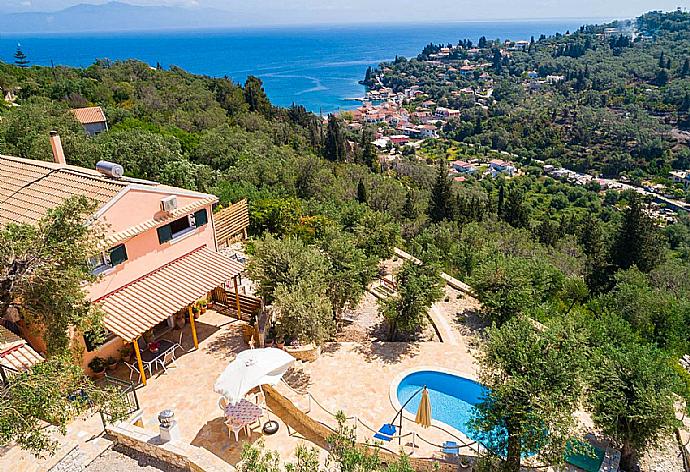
[156,349,178,372]
[225,418,245,442]
[442,440,459,457]
[124,361,141,384]
[173,331,185,354]
[373,423,397,442]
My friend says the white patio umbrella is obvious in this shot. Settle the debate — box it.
[213,347,295,405]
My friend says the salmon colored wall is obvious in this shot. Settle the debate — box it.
[88,201,216,300]
[99,189,210,235]
[81,335,128,373]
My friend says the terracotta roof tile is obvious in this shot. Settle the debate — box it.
[0,155,128,226]
[96,246,244,342]
[71,106,107,125]
[0,325,43,371]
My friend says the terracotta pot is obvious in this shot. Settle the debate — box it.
[201,306,207,314]
[276,340,285,350]
[194,312,200,319]
[92,370,106,380]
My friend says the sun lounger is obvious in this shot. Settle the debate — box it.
[373,423,397,441]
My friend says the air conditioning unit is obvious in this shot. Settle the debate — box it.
[160,196,178,213]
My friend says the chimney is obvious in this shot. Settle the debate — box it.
[49,131,66,165]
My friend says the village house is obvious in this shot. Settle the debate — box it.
[71,106,109,136]
[489,158,517,177]
[434,106,461,118]
[450,160,477,174]
[0,133,249,384]
[670,170,690,187]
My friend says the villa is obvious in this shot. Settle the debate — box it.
[0,133,248,384]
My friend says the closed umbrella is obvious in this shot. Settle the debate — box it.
[414,386,432,428]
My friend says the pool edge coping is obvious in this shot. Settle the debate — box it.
[388,366,484,454]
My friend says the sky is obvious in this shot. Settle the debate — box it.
[0,0,685,23]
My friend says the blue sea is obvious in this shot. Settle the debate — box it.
[0,20,594,113]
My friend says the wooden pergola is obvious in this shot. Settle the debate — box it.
[96,246,245,386]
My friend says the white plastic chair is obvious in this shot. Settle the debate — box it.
[156,348,178,372]
[225,418,244,442]
[124,361,141,384]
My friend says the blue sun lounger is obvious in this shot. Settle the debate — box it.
[373,423,397,441]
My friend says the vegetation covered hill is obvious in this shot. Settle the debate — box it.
[370,10,690,177]
[1,11,690,470]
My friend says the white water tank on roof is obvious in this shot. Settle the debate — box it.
[96,160,124,179]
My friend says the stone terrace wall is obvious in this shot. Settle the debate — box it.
[106,422,234,472]
[264,386,468,472]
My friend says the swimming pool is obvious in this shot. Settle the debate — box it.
[394,369,488,442]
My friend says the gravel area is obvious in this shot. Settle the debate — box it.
[637,434,685,472]
[84,444,187,472]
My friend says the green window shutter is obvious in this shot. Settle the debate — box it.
[194,208,208,227]
[109,244,128,266]
[157,224,173,244]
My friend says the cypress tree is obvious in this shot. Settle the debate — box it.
[497,182,505,219]
[428,159,453,223]
[403,189,417,220]
[581,217,613,293]
[357,178,368,205]
[325,114,346,162]
[611,194,662,273]
[681,58,690,78]
[658,51,666,69]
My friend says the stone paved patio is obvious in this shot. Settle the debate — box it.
[115,309,325,468]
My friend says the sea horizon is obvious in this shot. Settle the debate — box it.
[0,19,604,113]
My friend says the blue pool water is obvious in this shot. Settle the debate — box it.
[396,370,489,443]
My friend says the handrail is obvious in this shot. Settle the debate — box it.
[280,379,480,455]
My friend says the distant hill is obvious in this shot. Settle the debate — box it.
[0,1,246,33]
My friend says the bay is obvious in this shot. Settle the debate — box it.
[0,20,597,113]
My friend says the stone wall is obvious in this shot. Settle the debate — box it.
[106,422,234,472]
[284,343,321,362]
[263,386,469,472]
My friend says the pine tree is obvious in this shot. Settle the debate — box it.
[244,76,271,116]
[428,159,453,223]
[359,128,377,170]
[13,45,29,68]
[611,195,662,273]
[325,114,346,162]
[357,178,368,205]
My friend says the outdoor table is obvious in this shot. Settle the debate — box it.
[224,398,262,440]
[140,339,176,377]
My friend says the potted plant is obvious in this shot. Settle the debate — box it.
[148,340,161,353]
[191,303,200,319]
[275,336,285,350]
[174,309,186,329]
[88,357,107,379]
[199,298,208,314]
[106,356,118,372]
[143,329,154,344]
[119,344,133,363]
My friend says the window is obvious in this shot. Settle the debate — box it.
[157,209,208,245]
[88,244,128,274]
[84,329,116,352]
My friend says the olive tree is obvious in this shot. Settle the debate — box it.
[472,316,587,472]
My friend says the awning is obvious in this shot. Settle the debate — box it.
[96,246,244,342]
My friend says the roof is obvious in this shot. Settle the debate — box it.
[71,106,107,125]
[0,154,128,226]
[96,246,244,342]
[0,155,217,229]
[0,325,43,371]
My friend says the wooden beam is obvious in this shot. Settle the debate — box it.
[133,339,146,386]
[233,276,242,321]
[188,305,199,349]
